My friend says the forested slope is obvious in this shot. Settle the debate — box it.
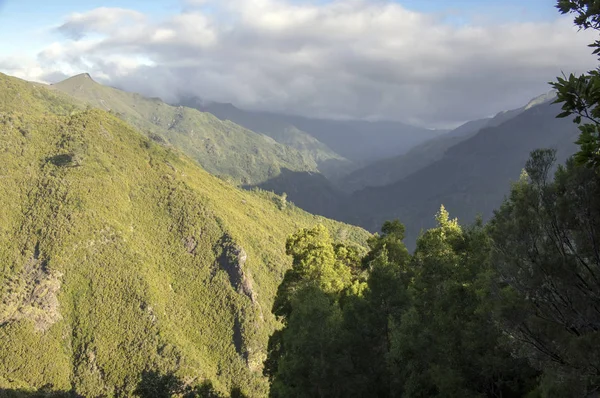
[0,73,369,397]
[49,74,317,186]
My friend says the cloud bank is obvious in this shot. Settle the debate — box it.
[6,0,600,127]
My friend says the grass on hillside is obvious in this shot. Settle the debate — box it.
[49,74,318,186]
[0,73,370,397]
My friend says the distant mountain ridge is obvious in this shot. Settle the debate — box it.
[181,98,447,172]
[179,97,354,180]
[48,74,318,186]
[340,91,557,192]
[345,94,577,249]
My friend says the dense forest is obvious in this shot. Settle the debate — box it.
[265,150,599,397]
[262,2,600,397]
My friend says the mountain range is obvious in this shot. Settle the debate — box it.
[0,69,582,395]
[0,72,369,396]
[340,91,557,192]
[48,74,318,186]
[45,73,580,252]
[345,93,578,249]
[192,85,576,252]
[181,98,447,178]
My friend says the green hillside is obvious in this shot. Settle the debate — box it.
[0,73,369,397]
[48,74,317,186]
[186,101,446,172]
[181,99,354,180]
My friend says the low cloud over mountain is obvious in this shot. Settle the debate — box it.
[6,0,599,127]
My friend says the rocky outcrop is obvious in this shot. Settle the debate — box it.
[215,234,257,304]
[214,234,267,371]
[0,243,63,332]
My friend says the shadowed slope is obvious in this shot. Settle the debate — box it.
[340,92,554,192]
[347,98,578,250]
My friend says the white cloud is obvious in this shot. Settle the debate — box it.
[2,1,598,127]
[56,7,146,39]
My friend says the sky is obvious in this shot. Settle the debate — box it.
[0,0,598,128]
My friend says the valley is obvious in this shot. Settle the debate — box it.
[1,0,599,396]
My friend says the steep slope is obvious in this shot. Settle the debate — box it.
[346,97,578,250]
[0,73,370,397]
[339,116,499,192]
[284,117,447,164]
[340,93,554,192]
[443,117,492,139]
[182,99,354,180]
[183,100,445,167]
[48,74,317,185]
[245,169,349,218]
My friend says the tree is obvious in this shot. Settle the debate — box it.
[488,149,600,395]
[388,207,538,397]
[362,220,410,267]
[265,225,359,398]
[264,222,416,397]
[551,0,600,168]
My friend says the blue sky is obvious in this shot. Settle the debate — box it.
[399,0,559,21]
[0,0,176,54]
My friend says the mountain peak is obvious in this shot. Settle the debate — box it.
[73,72,94,80]
[524,90,557,110]
[53,73,97,87]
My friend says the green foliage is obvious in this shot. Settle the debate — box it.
[363,219,410,266]
[488,148,600,395]
[134,370,186,398]
[390,209,537,397]
[551,0,600,168]
[265,226,366,397]
[49,74,319,186]
[284,225,352,295]
[557,0,600,31]
[266,209,541,397]
[275,193,287,210]
[132,370,246,398]
[551,71,600,168]
[0,72,370,397]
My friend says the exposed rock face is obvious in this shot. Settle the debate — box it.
[0,243,63,332]
[216,234,257,304]
[214,234,266,371]
[183,236,198,254]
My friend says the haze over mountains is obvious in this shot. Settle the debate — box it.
[184,98,447,172]
[176,80,577,253]
[341,91,558,192]
[44,72,579,252]
[347,95,579,248]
